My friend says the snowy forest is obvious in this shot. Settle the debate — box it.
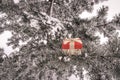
[0,0,120,80]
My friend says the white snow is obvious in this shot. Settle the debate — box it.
[85,53,88,57]
[0,31,13,55]
[16,17,22,23]
[19,40,29,46]
[30,19,39,30]
[40,40,47,45]
[64,56,71,62]
[116,30,120,37]
[68,66,90,80]
[95,31,108,44]
[58,56,62,60]
[68,74,80,80]
[83,68,90,80]
[13,0,20,4]
[68,34,72,38]
[79,0,120,21]
[6,20,11,25]
[68,65,79,80]
[0,12,7,18]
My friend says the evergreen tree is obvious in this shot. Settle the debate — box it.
[0,0,120,80]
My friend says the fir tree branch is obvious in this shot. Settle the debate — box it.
[95,22,112,27]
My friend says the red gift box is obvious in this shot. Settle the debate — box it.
[62,38,83,55]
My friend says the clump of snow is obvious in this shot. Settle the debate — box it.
[73,65,77,70]
[83,67,90,80]
[13,0,20,4]
[19,39,30,46]
[68,65,79,80]
[0,12,8,19]
[68,34,72,38]
[58,56,71,62]
[0,31,13,55]
[16,16,22,23]
[40,40,47,45]
[99,34,108,44]
[68,67,90,80]
[1,23,5,28]
[68,74,79,80]
[6,20,11,25]
[79,0,120,21]
[30,19,39,30]
[58,56,62,60]
[85,53,88,57]
[116,30,120,37]
[13,15,23,26]
[79,1,107,19]
[95,31,108,44]
[0,31,20,55]
[64,56,71,62]
[68,67,79,80]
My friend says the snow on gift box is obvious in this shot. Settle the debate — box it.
[62,38,83,55]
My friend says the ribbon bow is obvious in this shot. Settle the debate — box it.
[63,38,82,45]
